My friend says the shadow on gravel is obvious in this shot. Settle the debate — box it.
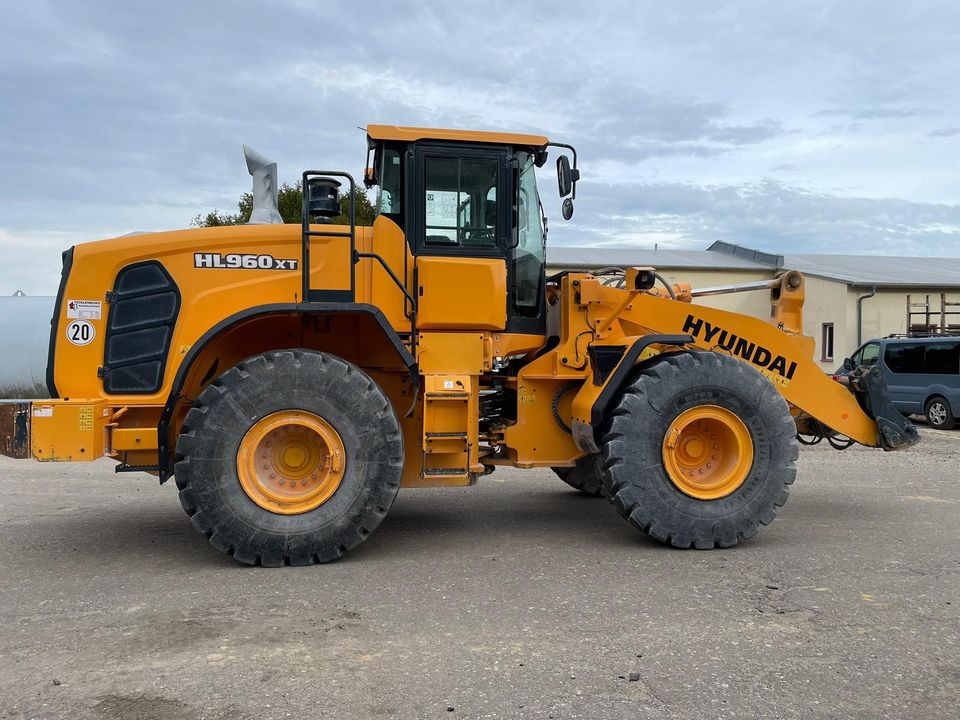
[4,482,794,570]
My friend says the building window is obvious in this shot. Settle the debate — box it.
[821,323,834,361]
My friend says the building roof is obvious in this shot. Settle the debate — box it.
[366,124,548,147]
[778,253,960,288]
[548,242,960,289]
[707,242,960,288]
[546,246,773,271]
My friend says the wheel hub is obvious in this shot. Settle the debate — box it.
[237,410,346,514]
[662,405,754,500]
[930,402,946,424]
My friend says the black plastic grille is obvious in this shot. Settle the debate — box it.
[103,262,180,394]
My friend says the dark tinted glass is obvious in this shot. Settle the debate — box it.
[922,343,960,374]
[884,343,925,373]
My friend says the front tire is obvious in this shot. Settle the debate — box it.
[600,351,798,549]
[174,350,404,566]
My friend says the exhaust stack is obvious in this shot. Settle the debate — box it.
[243,145,284,224]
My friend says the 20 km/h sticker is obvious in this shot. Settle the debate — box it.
[66,320,95,346]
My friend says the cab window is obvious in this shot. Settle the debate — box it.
[423,157,498,247]
[377,148,402,216]
[513,153,545,310]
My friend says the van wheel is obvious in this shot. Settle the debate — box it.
[925,396,955,430]
[174,350,404,566]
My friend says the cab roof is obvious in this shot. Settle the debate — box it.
[366,124,548,148]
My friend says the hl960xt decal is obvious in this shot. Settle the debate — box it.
[194,253,299,270]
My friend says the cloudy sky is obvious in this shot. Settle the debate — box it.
[1,0,959,294]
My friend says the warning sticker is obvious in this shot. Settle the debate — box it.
[67,300,102,320]
[79,406,93,432]
[33,406,53,418]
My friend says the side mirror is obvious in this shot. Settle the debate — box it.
[843,357,853,372]
[561,198,574,220]
[557,155,573,197]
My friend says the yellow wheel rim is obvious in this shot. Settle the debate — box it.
[237,410,346,515]
[662,405,753,500]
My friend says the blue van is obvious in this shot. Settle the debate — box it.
[841,336,960,429]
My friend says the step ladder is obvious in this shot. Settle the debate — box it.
[421,375,477,485]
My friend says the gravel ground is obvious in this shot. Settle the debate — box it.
[0,428,957,719]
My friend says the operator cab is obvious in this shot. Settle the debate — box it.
[363,124,578,334]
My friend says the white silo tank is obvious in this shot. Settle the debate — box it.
[0,292,55,397]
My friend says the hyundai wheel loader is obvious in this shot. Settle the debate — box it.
[0,124,919,565]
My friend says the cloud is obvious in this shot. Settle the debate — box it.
[928,126,960,139]
[0,0,959,294]
[817,107,932,120]
[550,178,960,255]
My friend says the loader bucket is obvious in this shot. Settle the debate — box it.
[850,366,921,450]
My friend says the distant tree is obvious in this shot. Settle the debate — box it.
[192,182,376,227]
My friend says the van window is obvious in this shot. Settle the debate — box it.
[884,343,925,373]
[922,343,960,374]
[853,342,880,366]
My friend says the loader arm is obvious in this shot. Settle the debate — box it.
[565,270,919,452]
[623,293,879,444]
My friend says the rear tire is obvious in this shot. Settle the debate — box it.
[174,350,404,566]
[600,351,798,549]
[552,455,605,496]
[925,396,955,430]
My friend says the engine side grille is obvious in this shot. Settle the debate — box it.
[102,262,180,394]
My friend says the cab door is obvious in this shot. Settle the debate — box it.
[410,145,508,331]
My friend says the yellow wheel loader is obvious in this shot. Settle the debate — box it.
[0,125,919,565]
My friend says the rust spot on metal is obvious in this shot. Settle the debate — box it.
[0,402,31,459]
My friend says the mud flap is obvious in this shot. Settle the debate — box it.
[850,366,920,450]
[0,402,31,459]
